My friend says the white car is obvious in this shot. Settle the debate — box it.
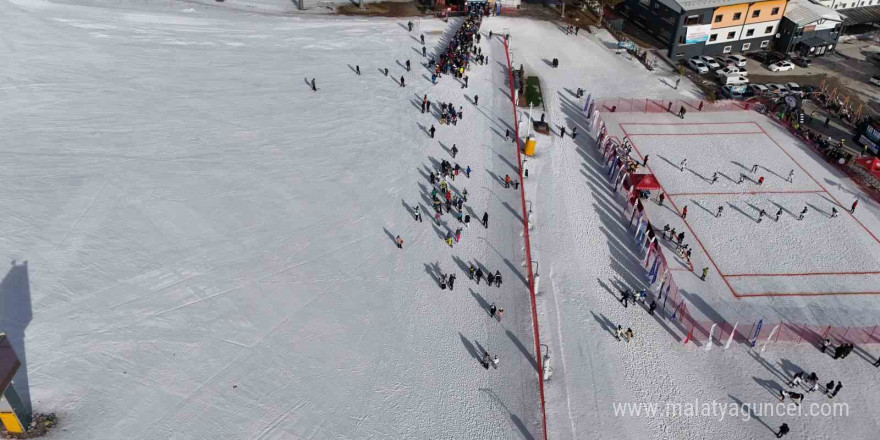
[747,84,769,96]
[766,83,789,95]
[720,75,749,86]
[724,54,748,67]
[785,82,802,96]
[698,55,722,69]
[716,66,748,79]
[688,58,709,74]
[768,61,795,72]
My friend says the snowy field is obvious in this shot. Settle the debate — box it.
[5,0,880,439]
[1,2,549,439]
[517,24,880,439]
[601,111,880,325]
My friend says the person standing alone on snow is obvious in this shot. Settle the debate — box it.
[788,170,794,182]
[711,172,718,184]
[679,159,687,171]
[799,206,808,220]
[716,206,723,217]
[776,423,790,437]
[701,267,709,281]
[429,125,436,138]
[451,144,458,158]
[494,270,502,287]
[395,235,403,249]
[851,199,859,213]
[482,212,489,228]
[681,205,688,219]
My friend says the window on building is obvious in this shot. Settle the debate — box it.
[723,45,732,53]
[733,12,742,20]
[752,10,761,18]
[715,14,724,22]
[746,29,755,37]
[771,7,780,14]
[685,15,701,25]
[654,3,660,9]
[765,25,773,34]
[760,40,770,48]
[742,42,751,51]
[709,33,718,41]
[727,31,736,38]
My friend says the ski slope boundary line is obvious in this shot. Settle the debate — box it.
[502,37,548,440]
[619,121,880,298]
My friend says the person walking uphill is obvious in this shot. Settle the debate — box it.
[482,211,489,228]
[451,144,458,158]
[678,105,686,119]
[429,125,436,138]
[494,270,502,287]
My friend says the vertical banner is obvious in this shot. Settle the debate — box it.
[749,319,763,348]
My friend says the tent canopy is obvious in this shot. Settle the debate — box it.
[630,173,662,191]
[856,157,880,172]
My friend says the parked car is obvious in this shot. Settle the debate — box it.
[720,85,747,100]
[766,83,789,95]
[785,82,803,96]
[792,57,812,68]
[870,76,880,86]
[768,61,795,72]
[720,75,749,86]
[802,85,819,95]
[746,84,769,96]
[716,66,748,78]
[698,55,722,69]
[688,58,709,74]
[723,54,748,67]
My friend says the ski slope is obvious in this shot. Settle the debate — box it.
[5,0,880,439]
[1,2,543,438]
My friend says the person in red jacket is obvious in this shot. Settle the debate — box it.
[851,199,859,213]
[681,205,688,219]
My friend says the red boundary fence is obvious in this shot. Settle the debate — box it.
[596,98,749,114]
[587,99,880,349]
[502,40,548,440]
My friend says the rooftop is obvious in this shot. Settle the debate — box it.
[784,0,845,25]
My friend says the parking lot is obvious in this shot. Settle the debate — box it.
[683,36,880,117]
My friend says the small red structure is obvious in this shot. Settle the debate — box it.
[628,173,662,191]
[855,157,880,179]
